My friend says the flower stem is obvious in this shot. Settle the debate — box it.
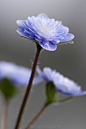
[14,46,42,129]
[1,99,8,129]
[23,103,48,129]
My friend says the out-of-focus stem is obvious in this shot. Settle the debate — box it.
[23,103,48,129]
[14,46,41,129]
[1,99,8,129]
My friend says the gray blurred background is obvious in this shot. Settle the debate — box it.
[0,0,86,129]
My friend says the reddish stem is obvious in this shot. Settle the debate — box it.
[14,46,41,129]
[23,103,48,129]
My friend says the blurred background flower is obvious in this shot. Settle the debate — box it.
[37,67,86,96]
[0,61,42,87]
[0,61,43,129]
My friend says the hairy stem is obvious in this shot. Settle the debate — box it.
[23,103,48,129]
[14,46,41,129]
[1,99,8,129]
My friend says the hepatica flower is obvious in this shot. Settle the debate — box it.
[37,67,86,96]
[0,61,42,86]
[16,13,74,51]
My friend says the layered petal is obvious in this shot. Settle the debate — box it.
[39,39,57,51]
[16,30,35,39]
[16,20,28,29]
[60,33,75,42]
[37,13,49,19]
[16,13,75,51]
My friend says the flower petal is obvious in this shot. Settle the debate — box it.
[16,13,75,51]
[33,75,43,85]
[70,91,86,96]
[51,39,60,44]
[0,61,43,86]
[37,13,49,19]
[60,33,75,42]
[43,67,55,81]
[39,39,57,51]
[37,67,86,97]
[55,81,86,96]
[36,67,48,82]
[16,30,34,39]
[24,29,34,35]
[16,20,27,29]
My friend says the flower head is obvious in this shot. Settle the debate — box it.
[36,67,86,96]
[0,61,42,86]
[16,13,74,51]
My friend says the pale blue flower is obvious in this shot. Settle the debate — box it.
[0,61,42,86]
[36,67,86,96]
[16,13,74,51]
